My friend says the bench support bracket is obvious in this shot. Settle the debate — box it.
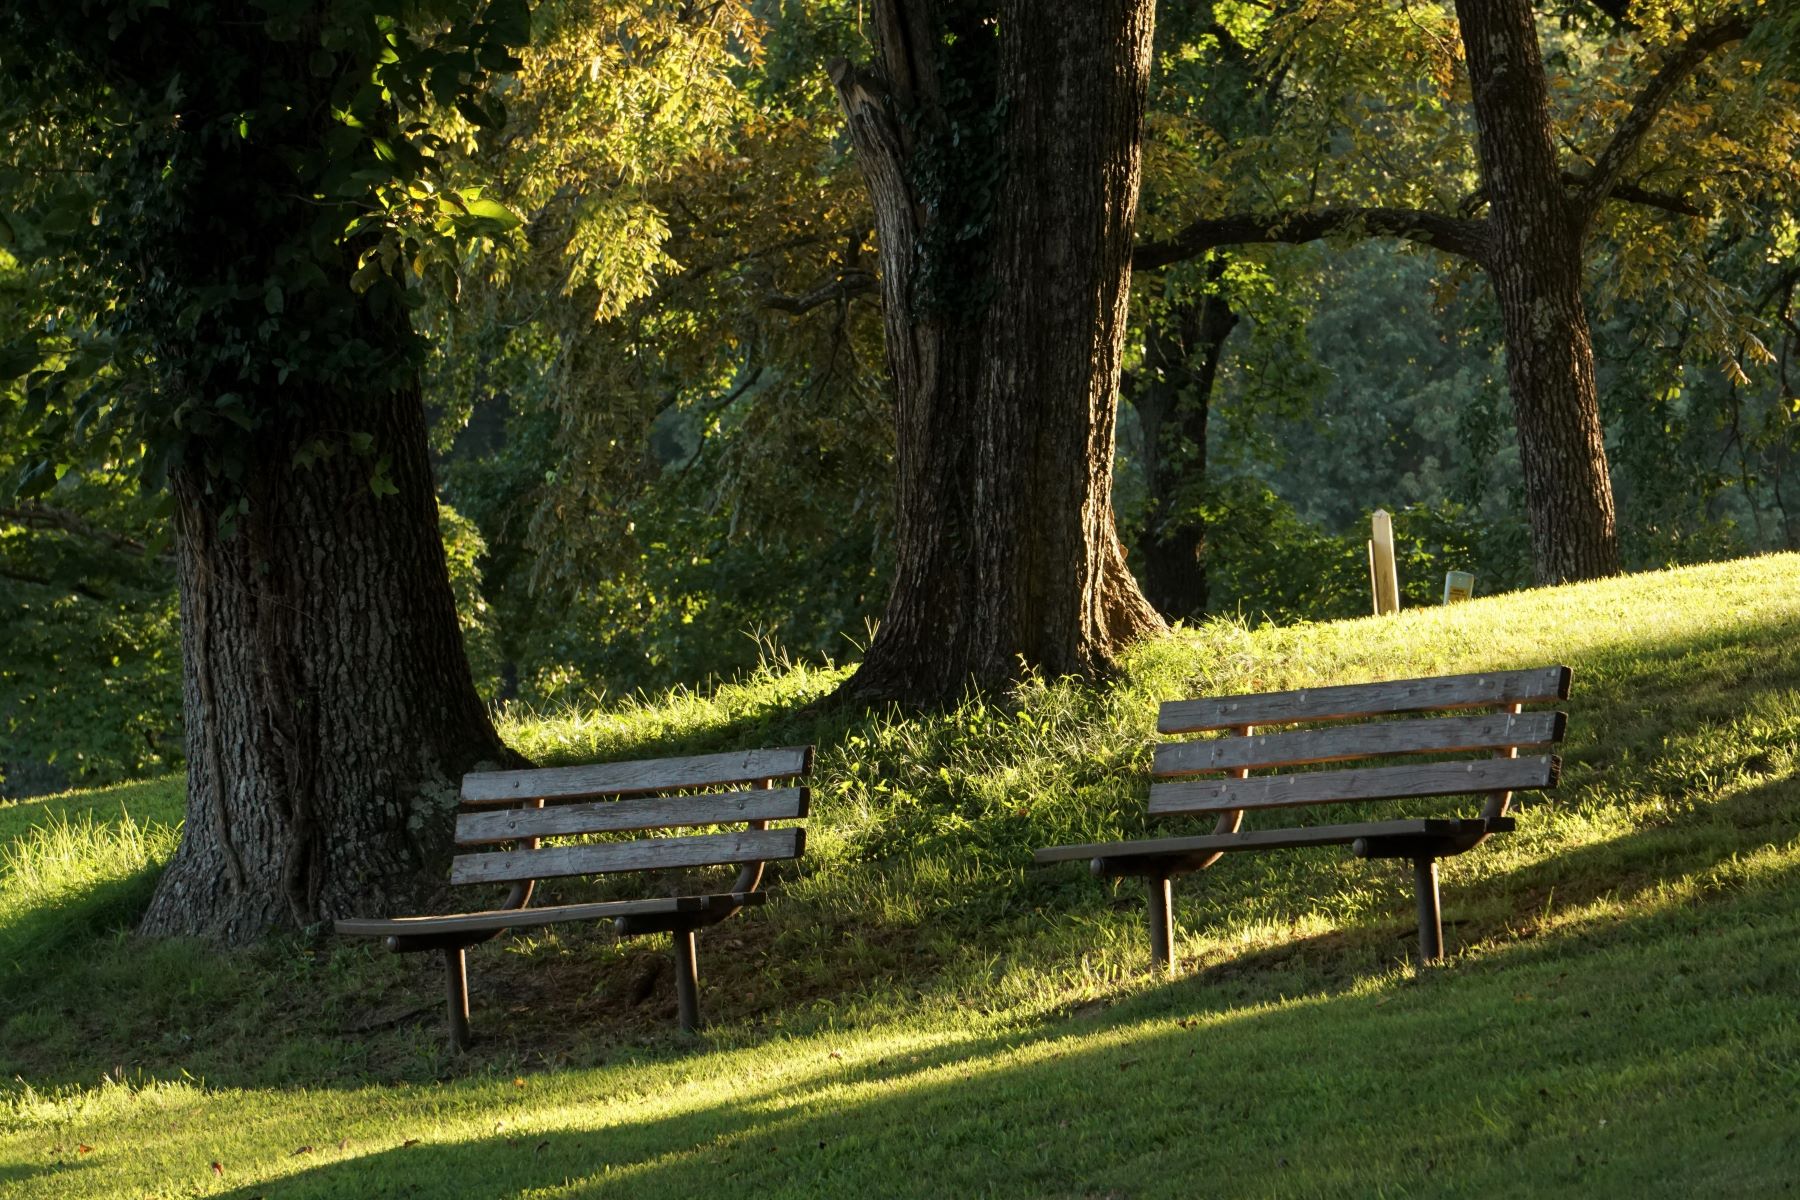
[445,947,471,1053]
[1146,873,1175,975]
[672,929,701,1032]
[1413,856,1443,964]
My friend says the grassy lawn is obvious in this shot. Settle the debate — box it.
[5,554,1800,1197]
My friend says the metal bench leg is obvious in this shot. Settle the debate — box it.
[1147,874,1176,975]
[444,947,472,1052]
[1413,856,1443,964]
[672,929,701,1032]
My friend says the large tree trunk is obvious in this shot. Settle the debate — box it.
[16,0,522,943]
[140,375,514,943]
[1133,270,1238,620]
[140,372,515,943]
[828,0,1164,706]
[1457,0,1622,583]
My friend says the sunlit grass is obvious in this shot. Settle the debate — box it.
[3,553,1800,1195]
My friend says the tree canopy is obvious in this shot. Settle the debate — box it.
[1,2,1797,947]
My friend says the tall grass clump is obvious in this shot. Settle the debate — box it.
[0,809,179,969]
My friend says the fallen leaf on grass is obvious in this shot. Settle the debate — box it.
[291,1146,313,1156]
[77,1144,94,1155]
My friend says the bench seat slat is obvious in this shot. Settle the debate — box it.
[455,787,809,846]
[1037,817,1512,875]
[1158,666,1572,733]
[333,892,765,938]
[449,827,805,887]
[459,746,813,806]
[1154,711,1566,776]
[1147,754,1558,816]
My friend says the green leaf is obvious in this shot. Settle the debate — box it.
[455,96,498,130]
[369,455,399,497]
[15,460,60,500]
[485,0,530,47]
[0,340,39,381]
[349,259,385,294]
[453,197,522,232]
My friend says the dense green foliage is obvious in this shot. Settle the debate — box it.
[4,555,1800,1194]
[3,2,1798,787]
[0,0,531,498]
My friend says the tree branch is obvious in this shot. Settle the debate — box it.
[0,564,110,602]
[1133,207,1489,272]
[1,503,169,559]
[1568,171,1709,218]
[761,270,878,315]
[1578,12,1755,222]
[1463,171,1710,220]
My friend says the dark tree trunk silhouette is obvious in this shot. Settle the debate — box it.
[1133,272,1238,620]
[828,0,1164,705]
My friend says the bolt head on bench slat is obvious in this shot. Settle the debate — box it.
[1157,666,1573,734]
[455,786,810,846]
[448,826,805,887]
[459,745,814,806]
[1146,754,1560,816]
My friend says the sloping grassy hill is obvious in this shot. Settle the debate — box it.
[4,554,1800,1197]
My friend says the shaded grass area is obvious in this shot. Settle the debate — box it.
[4,554,1800,1196]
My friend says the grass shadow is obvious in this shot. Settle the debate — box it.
[148,847,1800,1200]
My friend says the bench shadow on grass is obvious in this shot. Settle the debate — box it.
[132,848,1800,1200]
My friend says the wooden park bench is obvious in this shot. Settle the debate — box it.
[1036,667,1572,970]
[336,745,812,1050]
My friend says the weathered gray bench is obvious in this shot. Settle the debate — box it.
[1036,667,1571,970]
[336,745,812,1049]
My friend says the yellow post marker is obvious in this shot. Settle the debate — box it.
[1369,509,1399,616]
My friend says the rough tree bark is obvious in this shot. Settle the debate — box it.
[828,0,1164,706]
[140,375,514,943]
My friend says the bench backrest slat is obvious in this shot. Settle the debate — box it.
[455,786,809,847]
[1158,666,1571,734]
[1148,754,1559,816]
[459,746,813,806]
[449,827,805,887]
[1153,710,1565,777]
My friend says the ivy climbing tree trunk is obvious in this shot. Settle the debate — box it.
[5,1,527,942]
[140,373,511,943]
[828,0,1164,706]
